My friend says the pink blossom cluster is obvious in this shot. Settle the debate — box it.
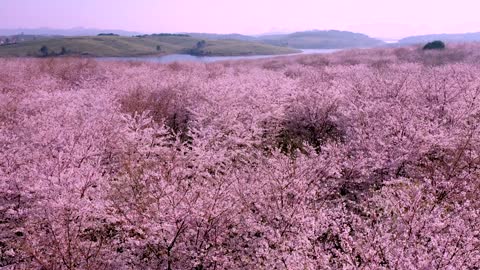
[1,45,480,269]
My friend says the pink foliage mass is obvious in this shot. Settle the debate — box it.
[1,45,480,269]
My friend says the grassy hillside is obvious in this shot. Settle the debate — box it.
[0,30,386,57]
[0,35,298,57]
[258,30,385,49]
[0,34,59,44]
[177,30,385,49]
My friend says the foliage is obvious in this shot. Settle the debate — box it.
[423,40,446,50]
[97,33,120,36]
[1,44,480,269]
[39,45,49,56]
[189,40,208,56]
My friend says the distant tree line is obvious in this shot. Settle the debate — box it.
[39,45,69,57]
[98,33,120,36]
[188,40,210,56]
[136,33,191,38]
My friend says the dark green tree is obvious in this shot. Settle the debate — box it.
[189,40,207,56]
[98,33,119,36]
[196,40,206,49]
[40,45,49,57]
[423,40,446,50]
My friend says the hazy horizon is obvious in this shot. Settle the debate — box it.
[1,0,480,39]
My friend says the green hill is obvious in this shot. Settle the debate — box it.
[0,30,386,57]
[0,35,299,57]
[171,30,385,49]
[258,30,385,49]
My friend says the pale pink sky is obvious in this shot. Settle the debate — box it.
[1,0,480,38]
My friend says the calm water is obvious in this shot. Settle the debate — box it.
[100,49,340,64]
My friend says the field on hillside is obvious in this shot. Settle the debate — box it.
[0,35,298,57]
[1,45,480,269]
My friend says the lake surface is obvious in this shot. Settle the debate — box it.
[100,49,341,64]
